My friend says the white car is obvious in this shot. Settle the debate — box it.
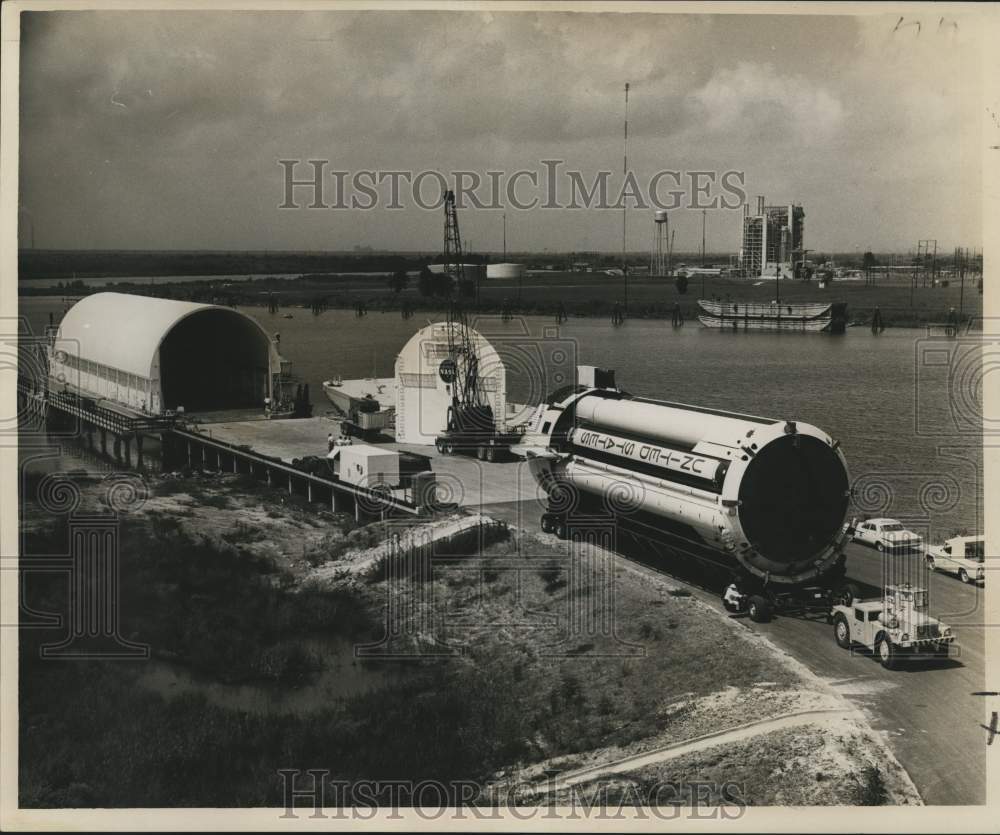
[927,535,985,584]
[852,518,923,552]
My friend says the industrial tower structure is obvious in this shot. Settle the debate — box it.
[740,196,805,280]
[650,210,668,277]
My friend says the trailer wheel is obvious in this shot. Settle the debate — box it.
[876,634,898,670]
[833,614,851,649]
[835,582,860,607]
[748,595,773,623]
[486,445,497,463]
[444,442,455,455]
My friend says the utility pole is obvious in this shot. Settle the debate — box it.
[701,209,707,266]
[622,82,630,312]
[502,213,507,261]
[958,246,966,319]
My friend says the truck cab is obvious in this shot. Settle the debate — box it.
[831,583,954,669]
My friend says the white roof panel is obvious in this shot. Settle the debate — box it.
[56,292,272,379]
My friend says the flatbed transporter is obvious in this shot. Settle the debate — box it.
[514,382,860,623]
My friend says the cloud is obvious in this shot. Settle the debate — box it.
[689,62,844,142]
[17,10,984,252]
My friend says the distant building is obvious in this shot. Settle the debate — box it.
[485,263,525,280]
[739,197,805,279]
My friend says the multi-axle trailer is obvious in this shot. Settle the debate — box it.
[517,381,858,622]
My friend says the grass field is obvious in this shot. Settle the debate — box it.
[19,465,901,807]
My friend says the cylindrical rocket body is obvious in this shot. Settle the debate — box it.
[526,389,851,587]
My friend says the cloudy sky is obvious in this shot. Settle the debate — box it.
[18,9,985,254]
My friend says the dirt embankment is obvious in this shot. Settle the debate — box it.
[20,468,921,806]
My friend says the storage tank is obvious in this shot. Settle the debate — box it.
[486,262,526,280]
[519,386,852,587]
[428,263,485,281]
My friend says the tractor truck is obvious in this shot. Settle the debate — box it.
[515,380,858,622]
[831,583,954,668]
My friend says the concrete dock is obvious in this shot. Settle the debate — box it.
[193,414,542,511]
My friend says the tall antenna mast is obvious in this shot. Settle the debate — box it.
[622,82,630,311]
[701,209,707,266]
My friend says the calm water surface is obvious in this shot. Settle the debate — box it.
[19,297,983,538]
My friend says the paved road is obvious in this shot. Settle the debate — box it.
[482,498,987,806]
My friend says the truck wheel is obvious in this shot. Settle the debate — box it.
[926,556,936,571]
[959,569,971,584]
[748,595,773,623]
[476,445,486,460]
[444,442,455,455]
[833,614,852,649]
[540,514,554,534]
[555,519,568,540]
[835,582,860,607]
[486,445,497,462]
[876,634,898,670]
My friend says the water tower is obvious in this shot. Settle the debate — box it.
[651,210,669,277]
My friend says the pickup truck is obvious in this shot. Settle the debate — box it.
[926,535,985,584]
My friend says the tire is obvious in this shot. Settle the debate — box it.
[876,634,898,670]
[555,519,568,540]
[926,556,936,571]
[959,569,971,584]
[748,595,773,623]
[444,443,455,456]
[476,445,486,460]
[835,582,860,607]
[540,514,554,534]
[486,445,497,463]
[876,541,885,553]
[834,614,852,649]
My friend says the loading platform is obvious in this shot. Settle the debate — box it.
[169,426,422,519]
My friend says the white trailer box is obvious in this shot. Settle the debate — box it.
[327,444,401,488]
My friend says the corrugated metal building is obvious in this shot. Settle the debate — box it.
[49,292,281,414]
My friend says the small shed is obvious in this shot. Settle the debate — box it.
[327,443,401,488]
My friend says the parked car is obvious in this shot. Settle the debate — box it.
[852,518,923,552]
[927,535,985,584]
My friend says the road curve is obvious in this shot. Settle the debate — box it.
[483,500,986,806]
